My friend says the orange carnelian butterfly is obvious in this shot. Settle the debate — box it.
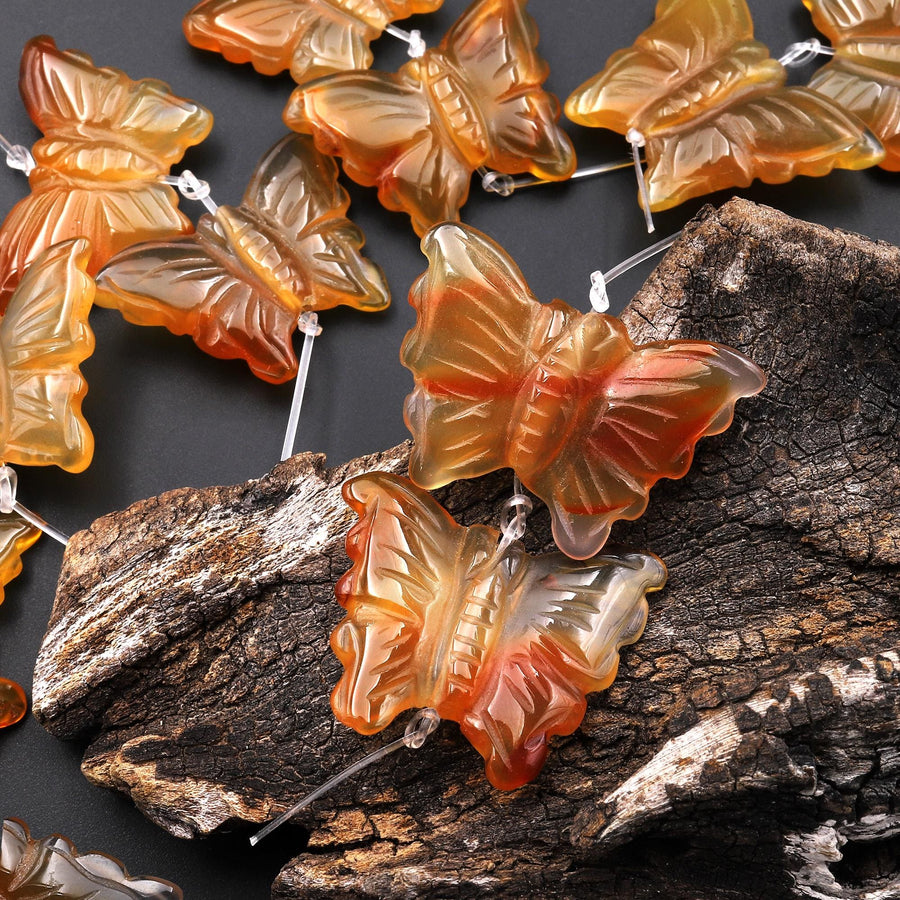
[805,0,900,171]
[284,0,576,237]
[565,0,883,211]
[333,471,667,790]
[0,36,212,310]
[183,0,445,84]
[401,223,766,560]
[94,134,390,384]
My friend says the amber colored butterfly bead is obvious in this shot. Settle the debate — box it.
[565,0,884,211]
[0,678,27,730]
[184,0,445,85]
[0,238,95,473]
[95,134,390,384]
[0,516,41,611]
[0,36,212,309]
[805,0,900,171]
[283,0,576,237]
[333,472,667,790]
[401,223,766,560]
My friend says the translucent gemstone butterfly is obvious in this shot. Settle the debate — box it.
[283,0,576,237]
[0,516,41,611]
[0,35,213,309]
[183,0,445,85]
[564,0,884,212]
[333,472,667,790]
[805,0,900,171]
[0,678,28,730]
[94,134,390,384]
[0,238,95,474]
[0,819,183,897]
[401,223,767,560]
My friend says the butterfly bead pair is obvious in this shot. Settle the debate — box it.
[330,223,766,788]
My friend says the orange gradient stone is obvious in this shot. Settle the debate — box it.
[0,678,27,729]
[95,134,390,384]
[0,238,95,473]
[0,516,41,609]
[565,0,883,211]
[332,472,667,790]
[0,36,213,309]
[805,0,900,171]
[284,0,576,236]
[401,223,766,560]
[184,0,445,84]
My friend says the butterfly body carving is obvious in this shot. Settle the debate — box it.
[0,36,212,310]
[805,0,900,170]
[564,0,884,211]
[401,223,766,560]
[94,134,389,383]
[184,0,444,84]
[284,0,576,236]
[333,472,667,789]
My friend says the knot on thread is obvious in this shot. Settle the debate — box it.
[481,169,516,196]
[589,270,610,313]
[297,311,323,337]
[0,465,17,514]
[407,29,426,58]
[403,708,440,749]
[779,38,828,67]
[626,128,646,148]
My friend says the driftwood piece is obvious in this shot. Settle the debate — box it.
[33,199,900,899]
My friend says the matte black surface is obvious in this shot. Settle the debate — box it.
[0,2,897,898]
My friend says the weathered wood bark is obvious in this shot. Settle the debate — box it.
[33,199,900,899]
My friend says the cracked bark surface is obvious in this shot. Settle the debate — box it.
[33,198,900,899]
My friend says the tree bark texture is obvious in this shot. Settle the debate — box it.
[33,199,900,899]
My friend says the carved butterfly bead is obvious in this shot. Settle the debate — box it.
[400,223,766,560]
[0,516,41,610]
[0,238,96,473]
[184,0,445,85]
[564,0,884,211]
[333,472,667,790]
[0,36,213,309]
[94,134,390,384]
[0,819,183,898]
[0,678,27,729]
[805,0,900,171]
[283,0,576,237]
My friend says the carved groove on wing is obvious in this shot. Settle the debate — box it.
[803,0,900,41]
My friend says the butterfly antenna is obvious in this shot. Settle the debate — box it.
[0,465,69,545]
[281,313,323,462]
[0,133,34,175]
[249,708,440,846]
[589,231,681,313]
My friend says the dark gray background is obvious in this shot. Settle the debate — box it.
[1,1,896,897]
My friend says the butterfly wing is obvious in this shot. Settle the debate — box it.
[515,315,766,559]
[565,0,769,134]
[0,37,212,307]
[285,70,473,236]
[0,516,41,609]
[441,0,575,180]
[332,472,498,733]
[95,134,388,383]
[461,550,666,789]
[401,223,577,489]
[0,239,95,473]
[642,87,884,210]
[804,1,900,171]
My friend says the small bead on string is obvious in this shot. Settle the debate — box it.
[0,465,69,546]
[280,312,323,462]
[159,170,218,215]
[588,231,681,314]
[0,133,35,175]
[383,24,426,58]
[249,706,440,845]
